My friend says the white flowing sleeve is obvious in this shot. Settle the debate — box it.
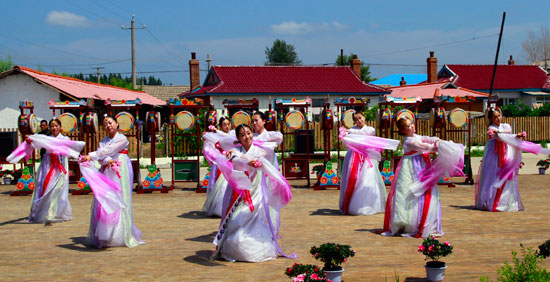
[89,135,129,162]
[405,136,437,153]
[348,126,375,136]
[264,131,283,145]
[500,123,513,133]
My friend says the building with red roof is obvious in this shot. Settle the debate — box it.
[0,66,164,128]
[436,57,550,107]
[179,53,388,115]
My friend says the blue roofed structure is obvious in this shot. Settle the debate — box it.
[371,74,427,87]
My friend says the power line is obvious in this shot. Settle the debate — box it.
[63,0,122,27]
[90,0,129,21]
[144,28,187,65]
[366,33,499,57]
[34,59,131,68]
[0,32,116,62]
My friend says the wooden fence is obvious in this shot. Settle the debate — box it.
[2,116,550,158]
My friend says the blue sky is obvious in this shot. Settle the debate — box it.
[1,0,549,85]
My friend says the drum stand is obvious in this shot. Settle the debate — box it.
[168,98,212,192]
[10,100,36,196]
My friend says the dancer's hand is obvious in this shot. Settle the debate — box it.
[82,155,91,162]
[25,138,32,144]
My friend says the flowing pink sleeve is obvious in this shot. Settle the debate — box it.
[405,137,437,153]
[409,140,465,196]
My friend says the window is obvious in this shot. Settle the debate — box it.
[535,96,550,104]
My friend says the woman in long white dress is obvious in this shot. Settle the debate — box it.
[83,116,144,248]
[211,124,294,262]
[339,112,391,215]
[201,117,232,217]
[475,109,550,212]
[383,117,443,238]
[26,119,81,225]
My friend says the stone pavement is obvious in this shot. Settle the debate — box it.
[1,175,549,281]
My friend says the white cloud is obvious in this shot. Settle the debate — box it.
[45,11,89,27]
[270,21,349,35]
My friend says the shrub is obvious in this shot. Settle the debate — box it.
[480,243,550,282]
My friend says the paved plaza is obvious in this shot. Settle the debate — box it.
[1,173,549,281]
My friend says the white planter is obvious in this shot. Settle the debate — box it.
[323,268,344,282]
[539,168,547,175]
[425,264,447,282]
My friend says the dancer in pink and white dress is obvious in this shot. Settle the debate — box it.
[339,112,399,215]
[8,119,84,225]
[475,109,550,212]
[208,124,295,262]
[383,117,464,238]
[201,117,232,217]
[82,116,144,248]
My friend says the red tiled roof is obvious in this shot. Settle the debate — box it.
[12,66,165,105]
[389,82,488,99]
[440,64,550,90]
[181,66,388,96]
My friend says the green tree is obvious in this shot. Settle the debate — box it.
[265,39,301,65]
[335,53,375,82]
[0,56,14,72]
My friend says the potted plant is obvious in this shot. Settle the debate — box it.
[418,235,453,281]
[310,243,355,282]
[536,159,550,175]
[284,263,330,281]
[1,169,22,185]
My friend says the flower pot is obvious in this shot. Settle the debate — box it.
[3,178,13,185]
[539,168,547,175]
[323,268,344,282]
[425,263,447,282]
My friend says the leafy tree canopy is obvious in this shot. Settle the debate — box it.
[265,39,301,66]
[0,56,14,72]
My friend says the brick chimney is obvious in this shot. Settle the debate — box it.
[400,76,406,86]
[508,55,515,65]
[350,54,361,78]
[189,52,200,91]
[427,51,438,83]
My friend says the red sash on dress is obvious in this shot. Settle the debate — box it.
[342,152,363,214]
[41,153,67,197]
[492,140,507,212]
[414,152,433,238]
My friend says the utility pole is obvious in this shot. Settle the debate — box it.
[205,53,213,71]
[121,14,145,90]
[92,67,104,84]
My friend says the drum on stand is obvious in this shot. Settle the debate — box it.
[376,108,392,129]
[342,109,356,129]
[285,110,305,130]
[449,108,468,128]
[58,112,78,133]
[231,111,251,128]
[115,111,135,132]
[395,109,415,124]
[430,107,446,128]
[146,111,161,132]
[175,111,195,131]
[85,112,99,133]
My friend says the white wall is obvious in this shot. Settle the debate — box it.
[0,74,60,129]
